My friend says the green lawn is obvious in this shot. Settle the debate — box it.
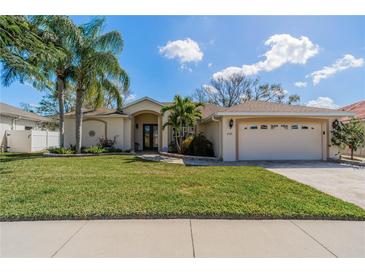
[1,153,364,220]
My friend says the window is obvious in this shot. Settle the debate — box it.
[89,130,96,137]
[250,125,258,129]
[25,126,33,130]
[301,125,309,130]
[270,124,278,129]
[260,125,268,129]
[172,126,195,138]
[281,125,288,129]
[291,125,299,129]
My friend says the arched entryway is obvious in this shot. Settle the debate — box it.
[132,111,162,151]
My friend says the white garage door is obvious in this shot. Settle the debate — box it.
[238,122,323,160]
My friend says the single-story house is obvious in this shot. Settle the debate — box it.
[0,102,52,151]
[64,97,353,161]
[339,100,365,157]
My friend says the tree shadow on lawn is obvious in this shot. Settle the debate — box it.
[121,155,161,164]
[0,153,44,163]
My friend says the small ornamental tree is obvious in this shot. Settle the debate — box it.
[331,118,365,160]
[161,95,203,153]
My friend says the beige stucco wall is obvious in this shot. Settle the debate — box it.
[124,99,169,152]
[64,99,170,151]
[123,118,132,150]
[124,100,162,116]
[221,116,237,161]
[64,117,126,149]
[198,120,222,158]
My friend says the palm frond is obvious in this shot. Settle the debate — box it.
[94,31,123,54]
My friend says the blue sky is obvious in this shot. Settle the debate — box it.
[1,16,364,109]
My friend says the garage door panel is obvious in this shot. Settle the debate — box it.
[238,122,322,160]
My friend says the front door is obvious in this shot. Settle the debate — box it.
[143,124,158,150]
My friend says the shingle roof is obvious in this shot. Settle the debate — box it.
[221,100,348,113]
[63,99,352,120]
[339,100,365,121]
[0,102,51,122]
[64,108,127,117]
[199,103,226,118]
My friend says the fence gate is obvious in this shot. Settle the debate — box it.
[6,130,59,153]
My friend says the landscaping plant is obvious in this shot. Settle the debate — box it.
[83,146,106,154]
[48,147,74,154]
[331,118,365,159]
[181,133,214,156]
[161,95,203,153]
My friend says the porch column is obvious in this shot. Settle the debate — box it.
[130,116,135,152]
[158,115,162,151]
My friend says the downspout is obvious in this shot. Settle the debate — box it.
[11,116,21,129]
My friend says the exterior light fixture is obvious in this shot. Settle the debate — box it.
[229,119,234,129]
[135,123,139,129]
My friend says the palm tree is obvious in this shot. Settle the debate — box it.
[1,15,62,94]
[73,17,129,153]
[30,16,81,147]
[161,95,203,153]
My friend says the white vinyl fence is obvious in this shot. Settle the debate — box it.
[6,130,59,153]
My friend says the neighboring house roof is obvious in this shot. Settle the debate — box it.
[64,108,128,118]
[0,102,51,122]
[339,100,365,121]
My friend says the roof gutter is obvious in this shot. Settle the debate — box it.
[199,114,221,123]
[213,111,355,117]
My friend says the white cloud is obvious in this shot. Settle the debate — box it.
[306,97,339,109]
[208,62,213,68]
[307,54,364,85]
[213,34,319,80]
[213,66,246,80]
[294,81,307,88]
[159,38,203,65]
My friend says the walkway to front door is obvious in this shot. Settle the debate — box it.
[143,124,158,150]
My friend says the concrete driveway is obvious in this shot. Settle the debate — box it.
[1,219,364,258]
[263,161,365,209]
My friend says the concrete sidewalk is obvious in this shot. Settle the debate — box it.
[1,219,364,258]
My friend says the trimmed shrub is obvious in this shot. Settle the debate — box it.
[168,141,178,153]
[180,134,214,157]
[48,147,75,154]
[98,137,116,148]
[83,146,106,154]
[190,134,214,157]
[181,135,194,155]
